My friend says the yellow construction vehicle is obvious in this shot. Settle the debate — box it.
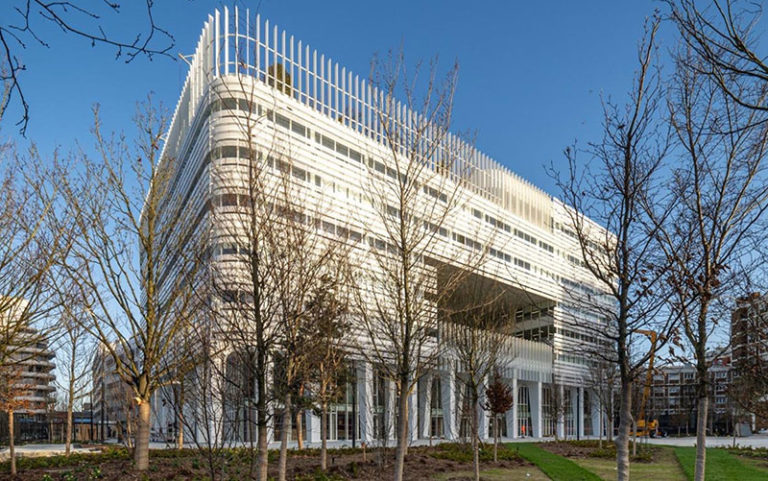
[635,329,661,438]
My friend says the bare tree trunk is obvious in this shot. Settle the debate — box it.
[320,402,328,471]
[598,408,603,449]
[295,409,303,450]
[472,394,480,481]
[632,418,637,456]
[493,415,498,463]
[134,401,151,471]
[176,383,184,450]
[9,409,16,476]
[256,353,269,481]
[393,387,409,481]
[616,385,631,481]
[278,392,291,481]
[694,396,708,481]
[66,395,73,456]
[177,408,184,450]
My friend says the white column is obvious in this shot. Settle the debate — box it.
[441,368,457,440]
[265,360,274,444]
[556,384,565,439]
[386,380,397,442]
[357,362,373,443]
[408,386,418,442]
[590,389,602,439]
[577,387,585,439]
[510,376,519,439]
[419,374,432,439]
[532,380,542,438]
[306,411,321,444]
[477,377,489,441]
[208,357,225,447]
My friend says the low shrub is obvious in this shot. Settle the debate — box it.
[588,447,616,459]
[726,445,768,459]
[430,442,520,462]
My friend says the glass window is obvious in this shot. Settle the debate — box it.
[335,143,349,156]
[220,193,238,206]
[291,121,306,137]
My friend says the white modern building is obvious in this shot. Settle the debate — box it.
[148,7,613,445]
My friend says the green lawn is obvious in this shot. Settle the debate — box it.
[514,443,602,481]
[674,447,768,481]
[433,466,551,480]
[572,447,686,481]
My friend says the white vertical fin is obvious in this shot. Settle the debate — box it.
[256,14,261,77]
[223,6,229,75]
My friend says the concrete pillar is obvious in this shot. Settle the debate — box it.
[419,374,433,439]
[577,387,585,439]
[357,362,373,443]
[532,380,542,439]
[386,380,396,442]
[265,359,274,444]
[408,386,418,442]
[510,376,519,439]
[590,389,602,438]
[306,411,321,444]
[441,368,457,440]
[556,384,565,439]
[478,377,489,441]
[208,357,225,447]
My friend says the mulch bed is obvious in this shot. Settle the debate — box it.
[0,445,533,481]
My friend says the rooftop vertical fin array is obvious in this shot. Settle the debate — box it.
[162,7,553,228]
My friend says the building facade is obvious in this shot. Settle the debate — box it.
[92,343,139,441]
[0,298,56,442]
[148,7,613,445]
[647,351,734,436]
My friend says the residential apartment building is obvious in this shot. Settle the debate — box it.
[730,292,768,428]
[0,298,56,441]
[732,293,768,372]
[647,351,734,436]
[148,7,613,445]
[92,343,132,441]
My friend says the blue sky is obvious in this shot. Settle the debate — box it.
[2,0,669,197]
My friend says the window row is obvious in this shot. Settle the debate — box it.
[514,306,553,321]
[452,232,482,252]
[315,131,364,163]
[267,109,311,138]
[212,97,260,115]
[485,213,512,233]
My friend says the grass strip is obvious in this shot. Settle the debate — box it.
[674,446,768,481]
[514,443,602,481]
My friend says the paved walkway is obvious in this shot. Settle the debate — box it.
[645,434,768,448]
[0,444,98,461]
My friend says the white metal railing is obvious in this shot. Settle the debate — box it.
[161,7,554,229]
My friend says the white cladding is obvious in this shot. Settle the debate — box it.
[154,7,614,442]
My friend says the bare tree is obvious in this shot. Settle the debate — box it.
[270,190,347,481]
[1,0,175,134]
[0,154,62,369]
[55,314,92,455]
[586,360,617,448]
[652,48,768,480]
[552,16,674,481]
[354,50,476,481]
[56,101,206,471]
[0,363,28,475]
[667,0,768,115]
[442,275,514,481]
[304,260,352,471]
